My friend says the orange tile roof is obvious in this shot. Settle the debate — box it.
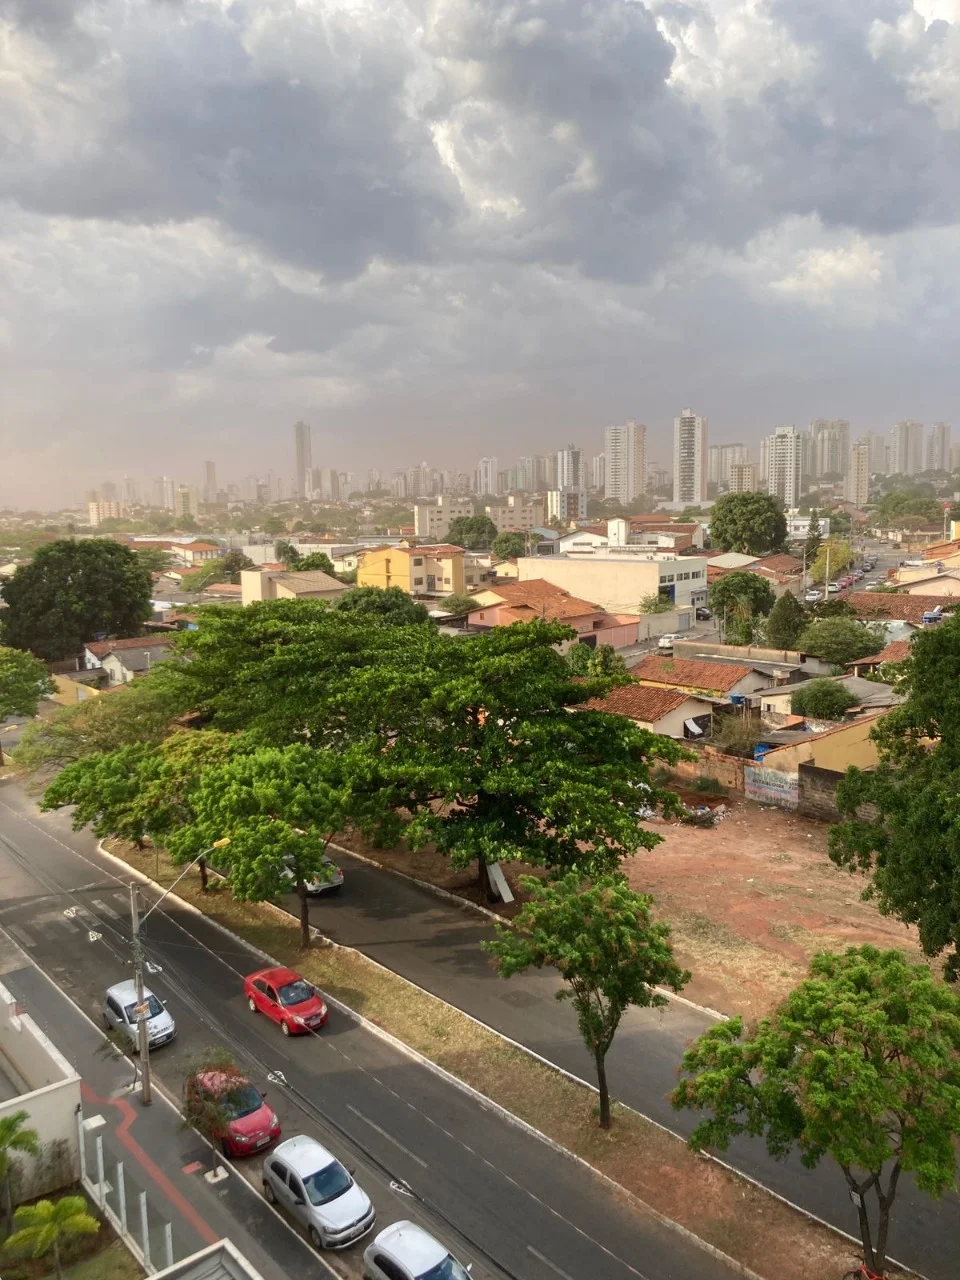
[485,579,570,604]
[628,655,756,693]
[754,553,803,574]
[849,640,912,666]
[85,635,174,658]
[846,593,959,623]
[498,595,602,623]
[580,683,699,723]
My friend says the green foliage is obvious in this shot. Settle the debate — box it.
[803,510,822,565]
[134,546,176,575]
[0,647,53,724]
[708,493,787,555]
[709,571,776,619]
[261,517,286,535]
[638,593,673,614]
[5,1194,99,1279]
[492,531,526,560]
[436,594,475,616]
[446,515,498,549]
[294,552,335,575]
[219,550,254,581]
[567,643,629,680]
[809,537,854,584]
[692,775,725,795]
[672,946,960,1275]
[337,586,429,624]
[796,617,883,666]
[0,1112,40,1233]
[275,539,300,566]
[484,873,688,1128]
[874,487,943,528]
[711,713,763,757]
[0,540,152,660]
[181,1047,243,1166]
[808,596,854,620]
[789,679,858,719]
[763,592,806,649]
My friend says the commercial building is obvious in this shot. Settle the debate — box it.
[484,495,544,532]
[413,495,475,539]
[546,487,588,522]
[604,421,646,505]
[764,425,803,508]
[294,420,312,499]
[728,462,757,493]
[516,550,708,613]
[927,421,952,473]
[672,409,707,505]
[844,439,871,509]
[591,453,606,491]
[203,461,217,504]
[889,420,925,476]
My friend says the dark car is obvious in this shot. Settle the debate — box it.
[695,607,712,621]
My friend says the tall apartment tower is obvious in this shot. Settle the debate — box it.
[867,432,889,476]
[764,426,803,508]
[475,457,499,496]
[203,460,217,504]
[591,453,606,491]
[707,446,721,487]
[808,419,850,478]
[844,439,871,509]
[556,444,584,490]
[889,420,925,476]
[728,462,757,493]
[672,409,707,505]
[604,421,646,505]
[294,421,312,499]
[927,421,952,473]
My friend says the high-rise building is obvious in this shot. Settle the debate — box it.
[294,421,312,499]
[604,421,646,506]
[809,419,850,478]
[647,467,670,492]
[153,475,176,510]
[475,457,499,496]
[123,474,139,505]
[203,461,217,504]
[101,480,119,503]
[927,421,952,473]
[673,409,708,505]
[532,454,556,490]
[414,494,475,539]
[546,488,588,523]
[556,444,583,490]
[764,426,803,508]
[87,500,122,527]
[367,468,382,492]
[951,444,960,474]
[707,445,721,487]
[517,457,536,491]
[407,462,431,498]
[867,432,889,476]
[718,444,749,490]
[844,439,871,509]
[391,471,408,499]
[728,463,757,493]
[591,454,606,492]
[485,495,545,533]
[889,420,925,476]
[174,484,199,519]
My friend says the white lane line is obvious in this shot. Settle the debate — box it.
[528,1246,577,1280]
[7,924,35,948]
[92,898,122,921]
[346,1105,428,1168]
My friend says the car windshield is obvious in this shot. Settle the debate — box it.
[124,995,163,1021]
[278,980,314,1007]
[302,1159,352,1206]
[419,1255,471,1280]
[220,1083,264,1120]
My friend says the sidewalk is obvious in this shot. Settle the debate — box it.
[0,947,336,1280]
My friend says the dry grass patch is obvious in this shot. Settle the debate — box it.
[106,839,898,1280]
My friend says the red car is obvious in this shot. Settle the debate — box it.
[244,966,328,1036]
[187,1069,281,1158]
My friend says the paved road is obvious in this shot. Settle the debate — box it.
[0,780,740,1280]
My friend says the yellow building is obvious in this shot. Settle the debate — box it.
[357,544,465,598]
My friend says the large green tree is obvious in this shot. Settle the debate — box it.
[673,947,960,1277]
[294,552,336,575]
[336,586,429,625]
[446,515,498,550]
[708,492,787,555]
[803,510,822,565]
[492,531,526,560]
[0,647,54,765]
[0,539,152,660]
[797,617,882,666]
[763,592,806,649]
[134,546,176,575]
[790,679,858,719]
[485,873,688,1128]
[809,537,855,584]
[874,487,942,528]
[709,572,775,643]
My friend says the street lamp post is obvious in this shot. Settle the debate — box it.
[129,838,230,1106]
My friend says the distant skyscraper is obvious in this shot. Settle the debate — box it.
[673,409,707,505]
[87,500,122,527]
[844,439,871,509]
[203,460,217,504]
[809,419,850,478]
[707,445,721,487]
[591,453,606,491]
[556,444,583,490]
[174,483,198,519]
[867,432,889,476]
[604,421,646,505]
[154,475,176,510]
[728,462,757,493]
[101,480,118,503]
[927,421,952,473]
[475,457,499,496]
[367,468,382,492]
[764,426,803,508]
[123,474,139,505]
[718,444,749,489]
[294,421,312,499]
[532,454,556,490]
[889,420,925,476]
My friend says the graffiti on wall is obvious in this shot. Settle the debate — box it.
[744,765,799,809]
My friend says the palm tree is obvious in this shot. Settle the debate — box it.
[0,1111,39,1233]
[4,1195,99,1279]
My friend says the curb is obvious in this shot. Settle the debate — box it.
[96,840,921,1280]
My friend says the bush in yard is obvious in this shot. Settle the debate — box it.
[4,1194,99,1279]
[796,617,882,666]
[789,679,858,720]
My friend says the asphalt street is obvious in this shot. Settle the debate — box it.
[0,780,741,1280]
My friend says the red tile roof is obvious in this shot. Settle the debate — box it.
[485,579,570,604]
[753,553,803,574]
[846,593,959,623]
[84,635,174,658]
[849,640,912,667]
[628,654,756,693]
[497,596,602,623]
[580,684,700,723]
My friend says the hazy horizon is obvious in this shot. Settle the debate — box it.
[2,0,959,507]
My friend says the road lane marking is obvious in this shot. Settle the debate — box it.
[528,1247,577,1280]
[346,1105,428,1168]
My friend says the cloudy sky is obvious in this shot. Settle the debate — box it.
[2,0,960,507]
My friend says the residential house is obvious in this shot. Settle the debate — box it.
[749,674,902,722]
[845,592,958,639]
[49,670,109,705]
[357,544,465,598]
[100,639,176,686]
[83,635,174,670]
[579,683,714,740]
[847,640,911,677]
[628,655,771,699]
[168,541,222,567]
[466,580,640,647]
[744,713,886,819]
[240,569,348,606]
[891,570,960,596]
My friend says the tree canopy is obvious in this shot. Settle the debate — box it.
[874,487,943,528]
[709,572,775,643]
[294,551,336,575]
[790,678,858,719]
[446,515,498,549]
[796,616,882,666]
[0,647,53,726]
[803,510,822,565]
[808,537,854,584]
[763,592,805,649]
[492,531,526,560]
[337,586,429,625]
[0,539,152,660]
[485,873,688,1128]
[708,492,787,555]
[672,946,960,1277]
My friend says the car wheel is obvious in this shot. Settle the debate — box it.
[308,1226,324,1251]
[281,1019,291,1036]
[263,1180,276,1204]
[326,884,343,895]
[247,997,257,1014]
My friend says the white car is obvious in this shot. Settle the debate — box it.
[827,582,841,594]
[804,590,822,603]
[103,980,175,1051]
[658,634,681,651]
[363,1221,471,1280]
[263,1136,375,1250]
[281,855,344,896]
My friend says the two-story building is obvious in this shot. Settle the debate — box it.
[515,549,708,613]
[357,544,465,598]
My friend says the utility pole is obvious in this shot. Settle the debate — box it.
[129,883,153,1106]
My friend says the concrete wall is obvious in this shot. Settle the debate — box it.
[744,765,800,808]
[515,555,707,612]
[50,675,102,706]
[0,980,81,1198]
[670,745,744,790]
[672,638,834,675]
[759,715,882,775]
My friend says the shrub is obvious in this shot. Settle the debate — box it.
[790,679,858,719]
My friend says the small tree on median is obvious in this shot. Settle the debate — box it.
[672,946,960,1278]
[484,873,689,1129]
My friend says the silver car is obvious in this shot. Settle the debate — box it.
[263,1135,375,1250]
[281,855,345,896]
[103,980,175,1050]
[363,1221,472,1280]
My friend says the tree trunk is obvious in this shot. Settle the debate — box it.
[873,1162,901,1277]
[0,740,5,767]
[477,859,496,903]
[4,1168,13,1235]
[199,858,208,892]
[595,1049,611,1129]
[53,1240,63,1280]
[297,879,311,950]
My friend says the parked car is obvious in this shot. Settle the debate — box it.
[245,966,328,1035]
[186,1069,281,1157]
[281,854,344,896]
[827,582,841,594]
[363,1221,472,1280]
[103,980,175,1051]
[804,590,822,603]
[263,1135,375,1250]
[658,633,681,651]
[695,607,712,621]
